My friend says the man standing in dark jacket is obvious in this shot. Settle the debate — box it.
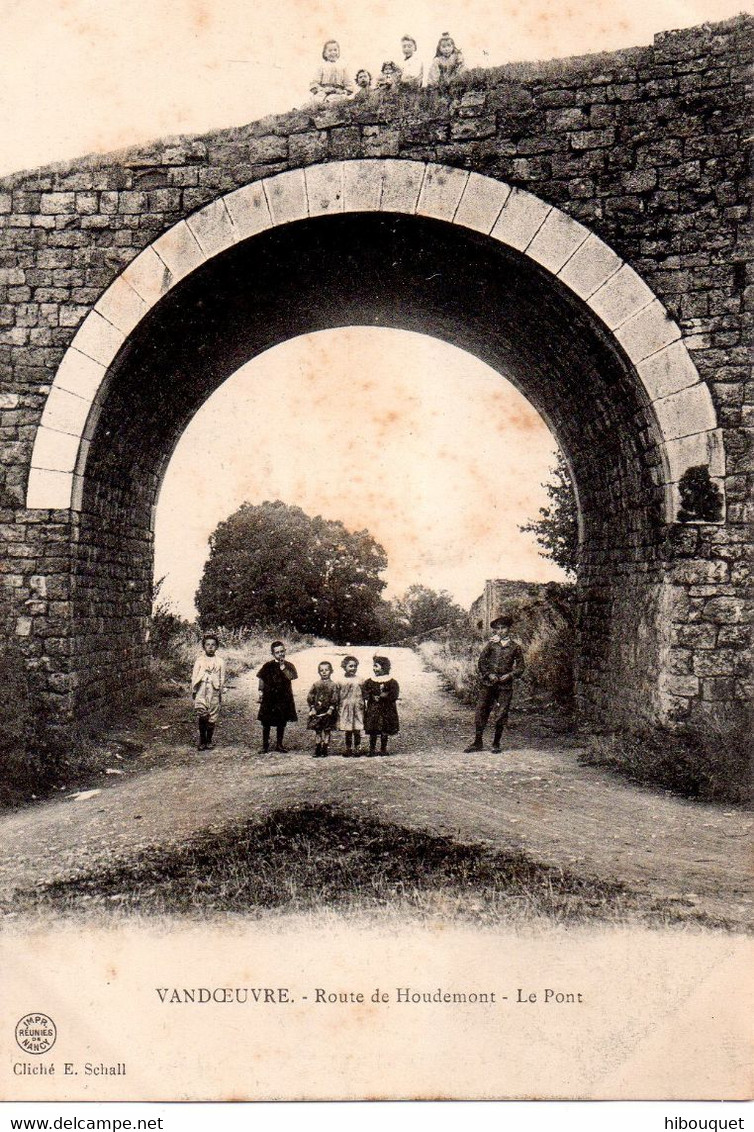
[464,613,525,753]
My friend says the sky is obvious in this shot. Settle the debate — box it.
[153,329,562,618]
[1,0,749,177]
[4,0,749,618]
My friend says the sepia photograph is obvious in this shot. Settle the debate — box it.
[0,0,752,1113]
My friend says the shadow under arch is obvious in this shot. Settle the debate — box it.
[23,161,727,725]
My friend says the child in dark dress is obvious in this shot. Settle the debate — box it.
[256,641,298,752]
[362,654,400,756]
[307,660,339,758]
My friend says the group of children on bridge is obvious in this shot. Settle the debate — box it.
[310,34,465,105]
[190,613,525,759]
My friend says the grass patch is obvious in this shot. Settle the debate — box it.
[6,804,730,929]
[581,720,753,808]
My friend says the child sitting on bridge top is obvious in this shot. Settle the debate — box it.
[310,40,353,104]
[399,36,423,88]
[353,69,373,97]
[376,60,402,92]
[427,33,465,87]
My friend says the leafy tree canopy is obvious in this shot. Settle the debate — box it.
[392,584,467,638]
[519,452,579,578]
[195,500,388,643]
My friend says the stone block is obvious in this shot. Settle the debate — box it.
[222,181,273,240]
[526,209,590,274]
[556,232,622,300]
[16,616,32,637]
[454,173,511,234]
[672,623,719,650]
[653,383,717,442]
[700,677,738,702]
[152,220,206,286]
[660,672,699,697]
[702,596,751,624]
[380,160,425,214]
[671,559,728,586]
[262,169,308,227]
[665,429,725,483]
[693,649,748,677]
[70,310,125,368]
[26,468,73,510]
[186,197,237,258]
[289,132,328,166]
[53,348,105,404]
[636,340,701,401]
[343,160,383,212]
[490,187,551,252]
[40,385,91,437]
[304,162,344,218]
[30,426,81,474]
[417,164,469,223]
[588,263,656,330]
[91,275,147,337]
[120,246,172,308]
[615,299,682,364]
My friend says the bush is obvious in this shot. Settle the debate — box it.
[581,717,753,806]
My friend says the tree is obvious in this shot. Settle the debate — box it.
[519,452,580,578]
[195,500,388,642]
[392,584,466,637]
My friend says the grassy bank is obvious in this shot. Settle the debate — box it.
[8,804,736,930]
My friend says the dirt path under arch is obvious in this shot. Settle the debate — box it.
[1,646,751,928]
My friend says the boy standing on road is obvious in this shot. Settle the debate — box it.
[464,614,525,753]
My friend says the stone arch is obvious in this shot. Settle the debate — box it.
[27,159,723,522]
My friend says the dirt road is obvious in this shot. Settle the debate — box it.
[1,646,751,927]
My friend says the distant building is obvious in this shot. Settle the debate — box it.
[470,579,552,629]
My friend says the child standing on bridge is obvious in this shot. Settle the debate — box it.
[191,632,226,751]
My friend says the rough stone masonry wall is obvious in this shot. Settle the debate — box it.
[0,14,751,728]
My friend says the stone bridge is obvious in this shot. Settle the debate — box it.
[0,15,751,733]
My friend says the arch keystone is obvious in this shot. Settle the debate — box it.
[305,161,345,216]
[343,159,383,212]
[380,160,425,214]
